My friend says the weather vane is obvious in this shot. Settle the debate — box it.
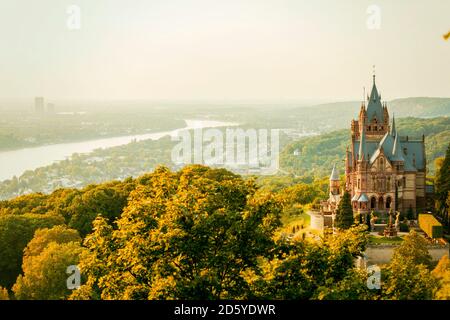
[372,65,376,83]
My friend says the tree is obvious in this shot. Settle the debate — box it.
[72,165,282,300]
[245,225,369,299]
[382,257,437,300]
[392,231,432,268]
[334,191,354,230]
[21,225,81,274]
[53,181,135,236]
[13,242,86,300]
[432,255,450,300]
[0,214,65,288]
[314,269,377,300]
[0,287,9,300]
[381,230,437,299]
[435,143,450,226]
[407,206,415,220]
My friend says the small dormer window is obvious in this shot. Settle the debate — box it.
[403,147,408,155]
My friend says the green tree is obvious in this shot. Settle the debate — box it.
[314,269,377,300]
[382,257,437,300]
[72,165,282,300]
[0,214,65,288]
[13,242,86,300]
[54,181,135,237]
[245,225,369,299]
[334,191,354,230]
[21,225,81,273]
[432,255,450,300]
[381,231,437,299]
[392,231,432,268]
[407,206,414,220]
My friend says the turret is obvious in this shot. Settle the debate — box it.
[329,163,340,195]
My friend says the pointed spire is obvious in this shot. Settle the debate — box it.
[330,163,339,181]
[358,126,366,161]
[366,71,384,123]
[390,114,396,136]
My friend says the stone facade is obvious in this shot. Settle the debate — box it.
[320,75,427,226]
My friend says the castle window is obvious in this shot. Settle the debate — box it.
[403,147,408,155]
[386,197,392,209]
[368,126,371,131]
[387,177,391,191]
[370,197,376,209]
[403,177,406,187]
[378,197,384,210]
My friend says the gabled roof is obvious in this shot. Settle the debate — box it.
[351,194,360,202]
[358,193,369,202]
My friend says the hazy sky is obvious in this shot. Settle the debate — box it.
[0,0,449,101]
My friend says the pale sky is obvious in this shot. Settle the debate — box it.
[0,0,449,101]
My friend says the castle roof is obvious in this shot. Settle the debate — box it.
[358,193,369,202]
[330,163,340,181]
[356,131,424,171]
[366,76,385,123]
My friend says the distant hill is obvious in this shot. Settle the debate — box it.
[280,117,450,177]
[289,97,450,132]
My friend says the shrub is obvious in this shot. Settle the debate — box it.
[399,222,409,232]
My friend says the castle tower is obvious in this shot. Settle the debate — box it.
[364,74,389,138]
[330,163,340,195]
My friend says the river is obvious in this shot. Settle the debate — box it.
[0,119,237,181]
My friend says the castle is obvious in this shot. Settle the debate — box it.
[318,75,426,228]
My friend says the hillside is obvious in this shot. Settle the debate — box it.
[280,117,450,177]
[289,97,450,132]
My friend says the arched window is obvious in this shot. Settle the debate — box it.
[370,197,376,209]
[386,197,392,209]
[378,197,384,210]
